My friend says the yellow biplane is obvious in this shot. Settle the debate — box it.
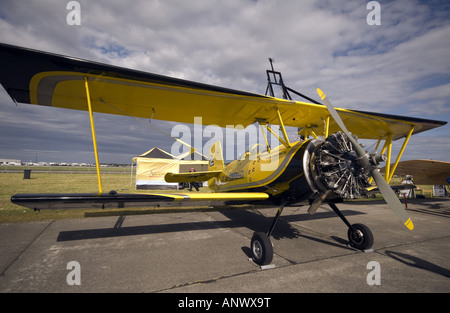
[0,43,447,265]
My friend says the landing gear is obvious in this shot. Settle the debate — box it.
[250,202,286,266]
[251,232,273,265]
[347,223,374,250]
[329,203,374,250]
[250,201,374,265]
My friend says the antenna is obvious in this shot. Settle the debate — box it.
[265,57,289,99]
[268,57,275,72]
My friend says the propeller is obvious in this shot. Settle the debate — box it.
[317,88,414,230]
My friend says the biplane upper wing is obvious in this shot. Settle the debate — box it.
[382,159,450,185]
[0,43,446,141]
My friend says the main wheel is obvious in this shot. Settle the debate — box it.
[347,223,374,250]
[251,232,273,265]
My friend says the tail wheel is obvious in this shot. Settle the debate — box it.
[251,232,273,265]
[347,223,374,250]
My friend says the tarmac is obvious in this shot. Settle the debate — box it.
[0,198,449,293]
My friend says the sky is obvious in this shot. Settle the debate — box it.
[0,0,449,164]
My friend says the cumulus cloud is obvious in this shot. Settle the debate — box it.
[0,0,449,163]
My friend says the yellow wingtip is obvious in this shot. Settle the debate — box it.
[404,218,414,230]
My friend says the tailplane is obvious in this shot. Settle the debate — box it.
[164,141,224,186]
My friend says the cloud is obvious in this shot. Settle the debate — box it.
[0,0,449,164]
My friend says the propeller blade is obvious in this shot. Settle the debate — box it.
[317,88,365,156]
[371,169,414,230]
[308,190,332,215]
[317,88,414,230]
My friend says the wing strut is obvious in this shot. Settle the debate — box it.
[262,108,292,148]
[276,108,291,147]
[84,77,103,194]
[258,122,271,153]
[385,133,393,182]
[388,126,414,183]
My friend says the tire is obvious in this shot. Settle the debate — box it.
[347,223,374,250]
[251,232,273,265]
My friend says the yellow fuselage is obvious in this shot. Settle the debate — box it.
[208,140,320,204]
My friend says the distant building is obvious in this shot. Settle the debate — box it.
[0,158,21,165]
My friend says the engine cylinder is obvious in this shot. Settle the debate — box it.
[309,132,373,199]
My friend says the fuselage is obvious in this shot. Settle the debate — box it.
[208,139,324,205]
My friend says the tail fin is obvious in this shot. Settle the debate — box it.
[208,141,224,171]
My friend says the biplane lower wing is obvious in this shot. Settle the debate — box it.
[366,184,416,195]
[11,191,269,210]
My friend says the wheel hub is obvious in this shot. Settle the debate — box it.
[350,229,364,244]
[252,241,263,259]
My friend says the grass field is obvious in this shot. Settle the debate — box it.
[0,164,131,174]
[0,169,440,224]
[0,171,137,223]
